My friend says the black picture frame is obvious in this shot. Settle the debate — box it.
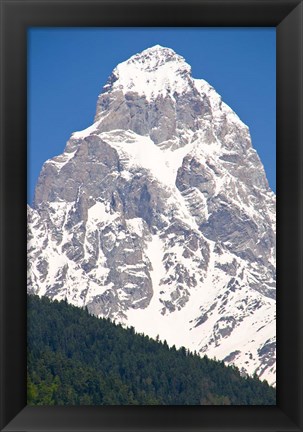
[1,0,302,431]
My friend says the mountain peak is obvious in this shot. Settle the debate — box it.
[101,45,191,101]
[93,45,250,148]
[126,45,188,69]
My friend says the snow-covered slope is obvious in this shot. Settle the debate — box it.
[28,45,276,386]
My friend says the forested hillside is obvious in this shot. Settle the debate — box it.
[27,295,276,405]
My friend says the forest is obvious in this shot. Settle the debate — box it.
[27,295,276,405]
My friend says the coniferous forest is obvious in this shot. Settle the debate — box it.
[27,295,276,405]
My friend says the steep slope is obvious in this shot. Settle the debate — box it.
[27,295,276,405]
[27,45,276,385]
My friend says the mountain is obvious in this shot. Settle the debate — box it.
[27,45,276,386]
[27,295,276,405]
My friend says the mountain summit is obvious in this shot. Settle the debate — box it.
[28,46,276,385]
[97,44,192,104]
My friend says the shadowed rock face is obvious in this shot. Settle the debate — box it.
[94,88,212,146]
[28,45,276,385]
[34,137,120,206]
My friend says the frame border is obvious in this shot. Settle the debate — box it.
[1,0,302,431]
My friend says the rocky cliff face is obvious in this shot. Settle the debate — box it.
[28,45,276,385]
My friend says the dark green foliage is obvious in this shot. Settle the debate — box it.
[27,295,276,406]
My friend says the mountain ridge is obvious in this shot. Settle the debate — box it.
[28,45,276,385]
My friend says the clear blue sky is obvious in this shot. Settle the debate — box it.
[28,28,276,205]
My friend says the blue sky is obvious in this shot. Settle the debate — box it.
[28,28,276,204]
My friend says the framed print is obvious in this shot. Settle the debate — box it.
[0,0,302,431]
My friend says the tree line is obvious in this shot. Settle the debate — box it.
[27,295,276,405]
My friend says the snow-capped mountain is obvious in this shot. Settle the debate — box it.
[27,45,276,386]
